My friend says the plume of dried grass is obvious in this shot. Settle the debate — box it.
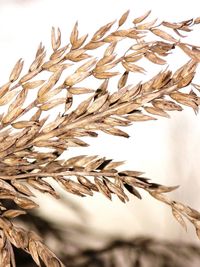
[1,10,200,266]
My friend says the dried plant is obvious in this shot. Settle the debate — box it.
[0,10,200,266]
[9,211,200,267]
[67,237,200,267]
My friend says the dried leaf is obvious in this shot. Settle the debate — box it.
[104,42,117,57]
[103,160,125,170]
[72,34,88,50]
[28,179,59,198]
[76,58,97,72]
[124,53,143,63]
[15,124,40,147]
[114,102,140,115]
[14,197,38,210]
[94,177,112,200]
[64,71,91,86]
[11,180,35,197]
[118,10,130,27]
[30,49,46,72]
[85,157,106,171]
[151,28,177,42]
[65,48,86,60]
[84,41,105,50]
[68,87,94,95]
[149,184,179,193]
[152,99,182,111]
[70,21,79,47]
[19,69,39,84]
[2,107,23,124]
[131,43,149,50]
[50,44,69,61]
[118,71,129,89]
[62,179,93,196]
[133,10,151,24]
[172,208,187,231]
[126,112,156,121]
[77,176,98,191]
[122,61,146,73]
[102,127,129,138]
[64,155,87,167]
[93,71,120,79]
[0,90,19,106]
[124,184,142,199]
[9,59,24,82]
[22,80,45,90]
[92,21,115,41]
[145,51,166,65]
[8,88,28,113]
[136,19,157,30]
[103,35,124,43]
[74,96,93,116]
[51,27,61,51]
[177,43,198,60]
[11,120,36,129]
[42,115,65,133]
[144,106,170,118]
[87,93,108,113]
[0,82,11,98]
[28,240,41,266]
[103,177,128,202]
[94,61,117,73]
[3,210,26,219]
[194,16,200,24]
[40,98,66,111]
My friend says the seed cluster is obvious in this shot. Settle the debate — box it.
[0,10,200,266]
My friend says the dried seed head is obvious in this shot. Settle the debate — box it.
[0,11,200,266]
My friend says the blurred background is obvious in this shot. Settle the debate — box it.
[0,0,200,266]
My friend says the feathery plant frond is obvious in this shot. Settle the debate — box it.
[0,10,200,266]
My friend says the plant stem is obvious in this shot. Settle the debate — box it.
[0,170,118,180]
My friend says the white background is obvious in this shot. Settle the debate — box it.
[0,0,200,244]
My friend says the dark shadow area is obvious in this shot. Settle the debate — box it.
[13,210,200,267]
